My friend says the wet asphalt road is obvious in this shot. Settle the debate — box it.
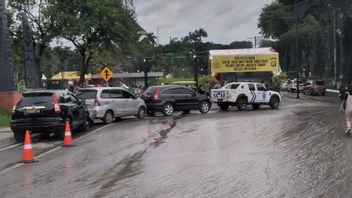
[0,92,351,197]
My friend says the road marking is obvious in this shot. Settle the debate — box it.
[0,143,22,152]
[0,124,113,175]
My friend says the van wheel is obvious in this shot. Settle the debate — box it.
[78,118,90,132]
[13,130,25,143]
[270,96,280,109]
[163,103,174,116]
[137,107,146,119]
[237,98,247,111]
[103,111,114,124]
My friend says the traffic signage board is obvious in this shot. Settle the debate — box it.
[99,67,113,81]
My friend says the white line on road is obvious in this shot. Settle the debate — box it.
[0,143,22,152]
[0,124,113,175]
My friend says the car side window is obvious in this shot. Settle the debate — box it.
[256,84,267,91]
[110,90,123,98]
[163,88,178,94]
[178,88,195,95]
[101,90,110,98]
[122,90,135,99]
[248,84,255,91]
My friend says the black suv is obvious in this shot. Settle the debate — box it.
[11,90,90,142]
[142,85,211,116]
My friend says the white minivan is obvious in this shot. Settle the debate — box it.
[76,87,147,124]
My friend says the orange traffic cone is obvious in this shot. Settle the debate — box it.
[20,130,38,163]
[63,120,74,147]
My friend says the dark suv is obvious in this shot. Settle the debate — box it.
[11,90,90,142]
[142,85,211,116]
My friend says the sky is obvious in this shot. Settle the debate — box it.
[133,0,274,45]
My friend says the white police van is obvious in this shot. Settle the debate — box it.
[211,82,281,111]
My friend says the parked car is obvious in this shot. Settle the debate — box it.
[142,85,211,116]
[76,87,146,124]
[290,80,305,93]
[11,90,90,142]
[303,80,326,96]
[281,80,292,92]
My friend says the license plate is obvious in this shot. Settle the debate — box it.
[24,107,41,115]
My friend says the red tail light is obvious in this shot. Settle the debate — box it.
[94,97,101,106]
[52,93,61,113]
[154,88,160,101]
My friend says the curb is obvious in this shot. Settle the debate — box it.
[0,135,16,149]
[327,89,339,94]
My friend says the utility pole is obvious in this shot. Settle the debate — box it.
[295,0,300,99]
[192,50,199,89]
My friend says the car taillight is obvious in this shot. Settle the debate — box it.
[154,88,160,101]
[52,93,61,113]
[94,97,101,106]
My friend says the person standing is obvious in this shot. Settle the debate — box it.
[339,85,348,112]
[344,86,352,137]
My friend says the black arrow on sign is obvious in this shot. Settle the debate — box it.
[104,69,109,79]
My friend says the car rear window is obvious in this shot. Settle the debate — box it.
[315,81,324,85]
[18,93,54,108]
[144,87,156,94]
[76,90,98,99]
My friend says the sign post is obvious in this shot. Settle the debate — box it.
[99,66,113,87]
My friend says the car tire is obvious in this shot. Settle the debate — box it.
[13,130,25,143]
[199,101,211,114]
[237,98,247,111]
[163,103,174,116]
[270,96,280,109]
[137,107,146,119]
[103,110,114,124]
[219,103,229,111]
[78,117,90,132]
[252,104,260,110]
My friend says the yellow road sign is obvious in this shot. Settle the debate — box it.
[99,67,113,81]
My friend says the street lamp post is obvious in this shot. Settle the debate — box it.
[192,51,199,89]
[143,58,148,90]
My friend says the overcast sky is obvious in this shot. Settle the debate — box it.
[133,0,274,45]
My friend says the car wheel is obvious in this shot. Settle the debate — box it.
[137,107,146,119]
[78,118,90,132]
[13,130,25,143]
[199,101,210,114]
[270,96,280,109]
[103,110,114,124]
[252,104,260,110]
[237,98,247,111]
[163,103,174,116]
[219,103,229,111]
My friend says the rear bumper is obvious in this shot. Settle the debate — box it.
[146,104,164,113]
[10,120,65,133]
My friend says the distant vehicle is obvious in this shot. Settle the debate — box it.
[76,87,146,124]
[11,90,90,142]
[142,85,211,116]
[281,80,292,92]
[290,80,305,93]
[303,80,326,96]
[211,82,281,111]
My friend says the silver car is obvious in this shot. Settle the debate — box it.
[76,87,147,124]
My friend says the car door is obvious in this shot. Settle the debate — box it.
[109,89,125,116]
[255,84,268,103]
[121,90,139,115]
[65,93,82,127]
[173,87,198,110]
[248,83,256,103]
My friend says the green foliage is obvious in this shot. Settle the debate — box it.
[0,107,11,128]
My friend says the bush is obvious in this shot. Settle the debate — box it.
[0,107,11,128]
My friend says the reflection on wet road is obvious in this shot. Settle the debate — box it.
[1,94,351,197]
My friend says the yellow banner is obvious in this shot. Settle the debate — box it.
[211,54,279,73]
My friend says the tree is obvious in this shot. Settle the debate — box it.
[46,0,138,85]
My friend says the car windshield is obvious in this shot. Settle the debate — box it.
[76,90,98,99]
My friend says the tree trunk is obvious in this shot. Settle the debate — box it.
[79,53,91,87]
